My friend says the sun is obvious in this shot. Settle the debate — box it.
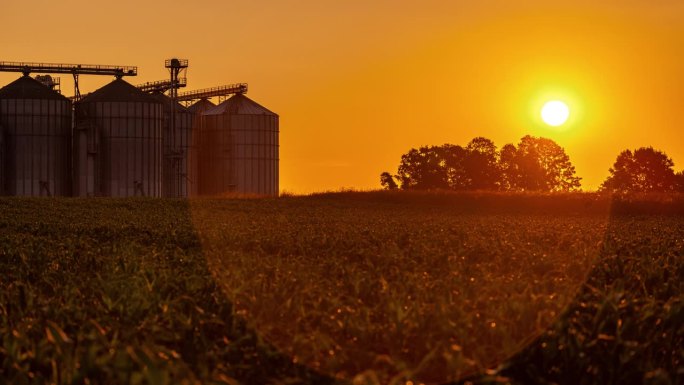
[541,100,570,127]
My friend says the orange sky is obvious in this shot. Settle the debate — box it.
[1,0,683,193]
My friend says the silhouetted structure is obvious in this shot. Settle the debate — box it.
[186,99,216,114]
[198,94,279,196]
[0,59,279,197]
[34,75,60,93]
[178,84,248,105]
[136,77,187,94]
[74,79,164,197]
[149,93,194,198]
[0,61,137,101]
[0,76,72,196]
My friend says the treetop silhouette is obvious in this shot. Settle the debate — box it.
[600,147,680,193]
[383,135,581,192]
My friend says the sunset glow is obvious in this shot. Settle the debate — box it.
[541,101,570,127]
[2,2,683,383]
[1,1,683,192]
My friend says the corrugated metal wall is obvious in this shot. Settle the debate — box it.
[199,95,279,196]
[75,97,163,197]
[197,113,232,195]
[156,95,193,198]
[0,77,279,198]
[73,113,97,197]
[187,100,215,197]
[231,114,279,196]
[0,83,72,196]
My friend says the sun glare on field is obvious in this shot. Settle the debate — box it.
[541,100,570,127]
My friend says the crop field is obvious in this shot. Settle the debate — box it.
[0,192,682,385]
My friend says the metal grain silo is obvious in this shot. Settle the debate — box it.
[199,94,278,196]
[186,99,215,197]
[150,93,193,198]
[74,79,163,197]
[187,99,215,115]
[0,76,72,196]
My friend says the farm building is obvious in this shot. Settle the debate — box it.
[0,60,279,197]
[149,93,195,198]
[74,79,164,197]
[0,75,72,196]
[198,94,279,196]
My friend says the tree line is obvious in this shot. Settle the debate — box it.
[381,135,684,193]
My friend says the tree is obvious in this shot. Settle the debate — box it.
[380,172,398,190]
[600,147,677,193]
[498,143,519,191]
[396,146,449,190]
[676,171,684,193]
[389,135,581,192]
[394,143,483,191]
[442,144,468,190]
[499,135,581,192]
[464,137,501,190]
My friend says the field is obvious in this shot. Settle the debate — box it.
[0,192,682,385]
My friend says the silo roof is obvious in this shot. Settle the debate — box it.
[79,78,161,103]
[0,75,68,101]
[203,93,277,116]
[186,99,216,114]
[149,93,188,112]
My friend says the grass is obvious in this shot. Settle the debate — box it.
[0,192,682,384]
[0,198,328,385]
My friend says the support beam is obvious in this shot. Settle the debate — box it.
[177,83,248,104]
[136,78,187,94]
[0,61,137,102]
[0,61,137,77]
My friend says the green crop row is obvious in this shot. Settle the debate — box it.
[0,193,682,385]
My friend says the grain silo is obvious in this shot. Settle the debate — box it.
[149,93,193,198]
[74,79,163,197]
[187,98,216,115]
[0,76,72,196]
[199,94,278,196]
[186,99,215,197]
